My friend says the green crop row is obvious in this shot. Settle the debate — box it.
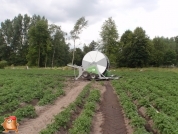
[38,88,65,105]
[0,69,65,116]
[69,89,100,134]
[39,84,91,134]
[113,80,178,134]
[123,80,178,119]
[112,69,178,134]
[146,107,178,134]
[112,81,150,134]
[0,105,36,132]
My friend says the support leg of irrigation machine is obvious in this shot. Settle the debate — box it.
[67,64,84,80]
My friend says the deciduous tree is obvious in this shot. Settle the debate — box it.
[27,19,51,67]
[49,25,70,67]
[70,17,88,65]
[83,40,97,54]
[100,17,119,67]
[118,30,133,67]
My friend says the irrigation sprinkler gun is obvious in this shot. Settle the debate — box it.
[67,51,119,80]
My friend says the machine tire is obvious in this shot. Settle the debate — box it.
[82,71,89,78]
[90,73,97,79]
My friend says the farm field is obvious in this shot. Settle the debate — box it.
[112,68,178,134]
[0,68,178,134]
[0,69,73,132]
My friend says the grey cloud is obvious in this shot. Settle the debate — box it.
[50,0,109,22]
[0,0,159,25]
[4,0,102,23]
[14,0,110,22]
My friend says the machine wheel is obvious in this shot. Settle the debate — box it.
[90,73,97,79]
[82,71,89,78]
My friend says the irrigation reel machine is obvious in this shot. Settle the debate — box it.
[67,51,119,80]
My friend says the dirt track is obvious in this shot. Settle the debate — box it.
[99,81,127,134]
[18,81,89,134]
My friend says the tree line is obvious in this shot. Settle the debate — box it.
[98,17,178,67]
[0,14,178,68]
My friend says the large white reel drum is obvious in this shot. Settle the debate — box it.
[67,50,119,80]
[82,51,109,74]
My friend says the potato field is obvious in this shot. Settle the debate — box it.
[112,68,178,134]
[0,68,178,134]
[0,69,69,132]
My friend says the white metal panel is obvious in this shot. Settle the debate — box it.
[82,51,109,74]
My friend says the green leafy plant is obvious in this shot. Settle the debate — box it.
[0,60,8,69]
[40,83,91,134]
[69,90,100,134]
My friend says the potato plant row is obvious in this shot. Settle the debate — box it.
[40,83,91,134]
[0,69,70,132]
[0,105,36,131]
[112,81,149,134]
[69,89,100,134]
[112,70,178,134]
[40,84,100,134]
[0,69,65,116]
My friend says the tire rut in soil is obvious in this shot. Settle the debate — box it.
[100,81,127,134]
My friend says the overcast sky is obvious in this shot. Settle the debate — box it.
[1,0,178,48]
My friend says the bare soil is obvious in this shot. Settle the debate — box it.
[55,86,90,134]
[55,105,83,134]
[90,81,106,134]
[138,106,158,134]
[94,81,127,134]
[17,81,89,134]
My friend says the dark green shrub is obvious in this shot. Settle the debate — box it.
[0,60,8,69]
